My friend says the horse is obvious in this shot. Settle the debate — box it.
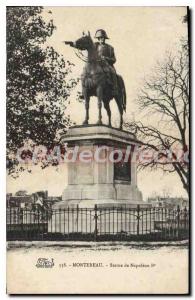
[70,31,126,129]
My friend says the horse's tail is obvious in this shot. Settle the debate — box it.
[117,75,126,112]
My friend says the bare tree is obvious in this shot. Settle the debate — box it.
[125,40,189,196]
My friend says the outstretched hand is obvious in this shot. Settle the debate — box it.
[64,41,74,47]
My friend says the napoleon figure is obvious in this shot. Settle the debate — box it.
[94,29,118,96]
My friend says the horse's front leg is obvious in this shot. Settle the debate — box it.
[97,98,102,125]
[83,96,90,125]
[96,88,103,125]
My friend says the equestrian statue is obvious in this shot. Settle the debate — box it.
[64,29,126,129]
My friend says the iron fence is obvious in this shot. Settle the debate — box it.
[7,205,189,241]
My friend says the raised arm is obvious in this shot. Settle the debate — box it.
[63,41,75,47]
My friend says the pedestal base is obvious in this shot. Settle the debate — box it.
[56,125,144,208]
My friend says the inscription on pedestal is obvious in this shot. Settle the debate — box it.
[114,161,131,182]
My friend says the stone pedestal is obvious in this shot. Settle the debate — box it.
[56,125,144,208]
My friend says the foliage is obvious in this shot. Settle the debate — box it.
[125,40,189,195]
[7,7,78,175]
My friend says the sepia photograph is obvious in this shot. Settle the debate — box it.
[6,5,190,294]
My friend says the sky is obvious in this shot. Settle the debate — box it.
[7,6,188,200]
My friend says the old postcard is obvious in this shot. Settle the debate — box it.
[6,6,190,294]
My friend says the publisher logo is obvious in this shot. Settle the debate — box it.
[36,258,54,268]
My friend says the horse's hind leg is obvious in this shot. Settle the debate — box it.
[120,111,123,129]
[83,96,90,125]
[115,96,123,129]
[119,110,123,129]
[104,101,111,127]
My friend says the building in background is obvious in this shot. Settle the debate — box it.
[6,192,34,209]
[6,191,62,209]
[147,197,189,209]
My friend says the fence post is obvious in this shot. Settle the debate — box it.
[76,204,79,233]
[184,206,187,230]
[19,208,23,239]
[94,204,98,241]
[46,209,49,236]
[137,205,140,236]
[59,208,61,234]
[9,206,12,238]
[177,205,180,239]
[19,208,23,223]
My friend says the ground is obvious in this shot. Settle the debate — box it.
[7,240,189,294]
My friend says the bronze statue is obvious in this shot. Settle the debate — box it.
[64,30,126,129]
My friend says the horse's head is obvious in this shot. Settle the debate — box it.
[74,31,93,50]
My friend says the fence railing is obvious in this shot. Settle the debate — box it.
[7,205,189,241]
